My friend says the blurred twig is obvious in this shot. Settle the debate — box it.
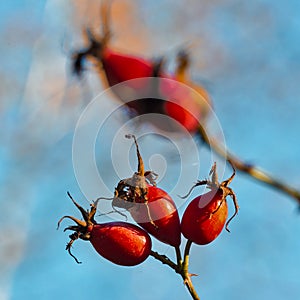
[197,123,300,205]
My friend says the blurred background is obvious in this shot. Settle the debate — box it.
[1,0,300,299]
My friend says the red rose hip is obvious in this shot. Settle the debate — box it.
[181,162,239,245]
[128,184,181,247]
[58,192,152,266]
[158,50,212,133]
[112,134,181,247]
[71,3,164,116]
[89,222,151,266]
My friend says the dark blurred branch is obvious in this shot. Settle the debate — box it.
[197,123,300,205]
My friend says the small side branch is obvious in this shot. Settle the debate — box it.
[150,246,200,300]
[150,251,179,272]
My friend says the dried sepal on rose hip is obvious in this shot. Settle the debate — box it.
[57,192,152,266]
[112,134,181,247]
[71,1,112,77]
[181,162,239,245]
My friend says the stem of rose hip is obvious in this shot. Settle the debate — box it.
[150,245,200,300]
[181,240,199,300]
[183,240,193,274]
[125,134,145,176]
[197,124,300,205]
[175,245,183,267]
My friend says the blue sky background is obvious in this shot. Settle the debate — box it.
[1,1,300,300]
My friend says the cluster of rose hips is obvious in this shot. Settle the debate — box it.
[59,3,239,298]
[70,3,300,208]
[59,134,238,264]
[71,1,211,135]
[58,135,238,299]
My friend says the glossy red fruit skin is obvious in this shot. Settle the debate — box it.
[101,49,166,115]
[102,49,153,86]
[164,100,200,133]
[128,185,181,247]
[88,222,152,266]
[181,189,228,245]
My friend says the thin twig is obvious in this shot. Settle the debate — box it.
[181,240,199,300]
[150,247,200,300]
[175,245,183,268]
[197,124,300,205]
[183,240,193,274]
[150,250,179,272]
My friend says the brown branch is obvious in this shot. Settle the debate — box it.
[150,250,179,272]
[197,124,300,205]
[181,240,199,300]
[150,247,200,300]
